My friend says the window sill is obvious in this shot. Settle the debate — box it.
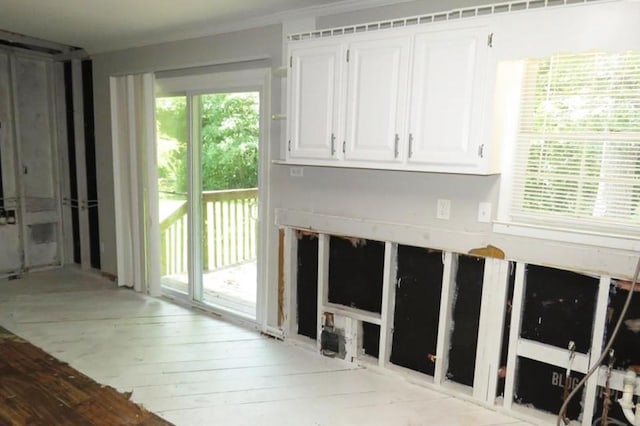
[493,221,640,252]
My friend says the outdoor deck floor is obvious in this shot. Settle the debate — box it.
[162,261,256,318]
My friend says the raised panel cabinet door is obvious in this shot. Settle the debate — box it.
[344,35,410,163]
[287,42,344,161]
[407,27,488,168]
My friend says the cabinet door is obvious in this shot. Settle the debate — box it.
[407,27,488,168]
[287,41,344,161]
[344,35,410,163]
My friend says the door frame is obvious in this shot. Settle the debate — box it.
[152,67,271,330]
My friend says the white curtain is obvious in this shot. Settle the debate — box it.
[109,73,161,296]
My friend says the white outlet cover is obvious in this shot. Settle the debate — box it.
[478,202,492,223]
[290,167,303,177]
[436,199,451,220]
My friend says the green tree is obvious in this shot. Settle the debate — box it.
[155,93,259,195]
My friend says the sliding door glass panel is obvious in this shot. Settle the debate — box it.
[198,92,259,319]
[156,96,189,295]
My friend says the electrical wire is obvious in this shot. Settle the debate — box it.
[557,256,640,426]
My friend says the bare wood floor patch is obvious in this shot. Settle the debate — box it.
[0,326,172,426]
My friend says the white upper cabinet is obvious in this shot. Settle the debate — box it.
[287,40,344,161]
[407,26,489,170]
[285,22,496,174]
[344,35,410,163]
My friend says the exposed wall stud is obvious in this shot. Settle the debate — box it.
[503,262,526,409]
[317,233,330,350]
[378,242,397,368]
[434,251,457,385]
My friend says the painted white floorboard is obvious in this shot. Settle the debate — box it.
[0,267,533,426]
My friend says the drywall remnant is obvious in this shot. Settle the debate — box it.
[447,254,485,387]
[468,244,505,259]
[390,245,444,376]
[521,264,598,354]
[328,236,384,313]
[296,232,318,339]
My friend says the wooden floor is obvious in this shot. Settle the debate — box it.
[0,267,532,426]
[0,326,172,425]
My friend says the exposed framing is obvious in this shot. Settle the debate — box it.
[278,210,635,425]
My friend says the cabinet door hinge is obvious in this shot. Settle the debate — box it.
[478,144,485,158]
[394,134,399,159]
[487,33,494,48]
[289,56,292,68]
[346,49,350,63]
[330,133,336,156]
[288,140,291,152]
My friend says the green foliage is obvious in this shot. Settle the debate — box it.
[156,93,259,195]
[518,51,640,220]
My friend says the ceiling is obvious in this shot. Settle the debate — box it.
[0,0,368,54]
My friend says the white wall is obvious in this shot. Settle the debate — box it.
[91,0,640,331]
[92,24,282,274]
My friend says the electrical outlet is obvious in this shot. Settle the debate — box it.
[478,202,492,223]
[290,167,303,177]
[436,199,451,220]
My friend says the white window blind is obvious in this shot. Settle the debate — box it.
[510,51,640,234]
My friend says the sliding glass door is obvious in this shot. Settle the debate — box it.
[155,90,259,320]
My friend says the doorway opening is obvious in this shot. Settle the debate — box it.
[155,91,259,320]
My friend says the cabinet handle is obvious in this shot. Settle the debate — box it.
[408,133,414,158]
[394,134,399,158]
[288,140,291,152]
[331,133,336,156]
[342,141,346,154]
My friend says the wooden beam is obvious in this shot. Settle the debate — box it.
[378,242,397,368]
[503,261,526,409]
[581,276,611,426]
[277,228,285,327]
[317,233,329,350]
[434,252,457,385]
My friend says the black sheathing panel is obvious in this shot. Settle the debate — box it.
[328,237,384,313]
[447,255,485,387]
[607,284,640,370]
[82,60,100,270]
[296,234,318,339]
[362,322,380,358]
[515,357,584,421]
[63,62,81,265]
[521,264,598,354]
[497,262,516,397]
[390,246,443,376]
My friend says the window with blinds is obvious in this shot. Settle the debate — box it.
[510,51,640,234]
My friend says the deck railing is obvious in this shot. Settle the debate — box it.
[160,188,258,276]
